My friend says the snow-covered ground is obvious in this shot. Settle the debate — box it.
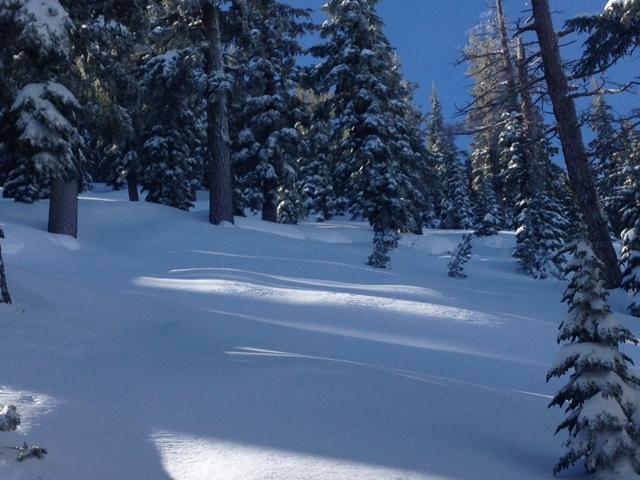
[0,187,637,480]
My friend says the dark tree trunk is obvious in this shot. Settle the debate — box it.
[261,179,278,223]
[532,0,622,288]
[48,178,78,238]
[202,1,234,225]
[0,228,11,304]
[127,168,139,202]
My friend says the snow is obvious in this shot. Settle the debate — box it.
[14,0,72,52]
[1,186,639,479]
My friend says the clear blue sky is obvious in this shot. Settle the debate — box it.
[287,0,635,130]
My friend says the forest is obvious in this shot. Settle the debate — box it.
[1,0,640,478]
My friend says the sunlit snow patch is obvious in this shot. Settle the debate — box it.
[0,386,57,434]
[151,431,447,480]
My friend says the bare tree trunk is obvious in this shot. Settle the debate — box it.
[515,38,536,137]
[531,0,622,288]
[127,169,139,202]
[48,178,78,238]
[202,1,234,225]
[496,0,519,112]
[0,228,11,304]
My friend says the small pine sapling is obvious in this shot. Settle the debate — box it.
[448,234,473,279]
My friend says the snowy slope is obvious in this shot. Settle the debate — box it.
[0,187,638,480]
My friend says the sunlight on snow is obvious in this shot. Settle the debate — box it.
[133,276,501,326]
[151,431,450,480]
[0,386,58,435]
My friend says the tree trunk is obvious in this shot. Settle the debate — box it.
[261,179,278,223]
[0,229,11,304]
[127,168,139,202]
[531,0,622,288]
[515,38,536,137]
[202,1,234,225]
[48,178,78,238]
[496,0,519,113]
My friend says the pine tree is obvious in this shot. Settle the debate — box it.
[588,93,625,235]
[297,98,336,222]
[0,0,83,237]
[428,89,473,230]
[471,144,501,236]
[448,234,473,279]
[138,50,203,210]
[229,0,312,224]
[547,240,640,477]
[497,112,527,228]
[72,2,147,200]
[619,132,640,317]
[310,0,427,267]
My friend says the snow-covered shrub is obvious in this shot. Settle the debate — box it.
[0,405,21,432]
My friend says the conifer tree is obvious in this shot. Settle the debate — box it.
[428,89,473,230]
[310,0,428,267]
[297,100,336,222]
[138,50,203,210]
[497,112,528,228]
[0,0,83,237]
[448,234,473,279]
[619,131,640,317]
[547,240,640,476]
[229,0,312,224]
[588,93,625,234]
[71,2,147,200]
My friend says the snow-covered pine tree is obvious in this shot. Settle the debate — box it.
[0,228,10,304]
[138,49,204,210]
[428,89,473,230]
[497,111,529,229]
[471,144,501,236]
[229,0,312,224]
[588,93,625,235]
[0,0,83,237]
[448,234,473,279]
[547,239,640,477]
[619,131,640,317]
[310,0,430,266]
[297,98,336,222]
[72,2,147,199]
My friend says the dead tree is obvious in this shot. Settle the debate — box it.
[202,1,234,225]
[531,0,622,288]
[0,228,11,304]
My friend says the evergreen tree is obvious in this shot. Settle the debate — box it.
[588,93,625,235]
[138,49,204,210]
[72,2,147,199]
[497,112,529,228]
[229,0,312,224]
[428,89,473,230]
[619,131,640,317]
[471,144,501,236]
[547,239,640,476]
[0,0,83,237]
[297,99,336,222]
[310,0,428,267]
[448,234,473,279]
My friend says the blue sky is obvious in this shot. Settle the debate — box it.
[287,0,635,133]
